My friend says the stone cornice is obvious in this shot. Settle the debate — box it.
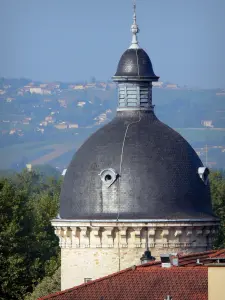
[52,219,219,250]
[52,219,219,228]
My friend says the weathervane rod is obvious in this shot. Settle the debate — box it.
[133,0,136,20]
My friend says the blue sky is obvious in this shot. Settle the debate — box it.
[0,0,225,88]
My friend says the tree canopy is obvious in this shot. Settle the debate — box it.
[0,170,61,300]
[25,268,60,300]
[209,171,225,248]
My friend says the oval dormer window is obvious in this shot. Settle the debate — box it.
[99,168,118,187]
[198,167,210,185]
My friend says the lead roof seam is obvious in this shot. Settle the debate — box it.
[135,49,140,76]
[117,111,142,222]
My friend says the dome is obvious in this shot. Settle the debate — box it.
[60,110,215,220]
[114,48,159,80]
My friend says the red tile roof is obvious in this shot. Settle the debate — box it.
[177,249,217,266]
[208,249,225,259]
[39,249,225,300]
[39,267,208,300]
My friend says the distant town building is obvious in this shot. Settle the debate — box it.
[99,82,107,88]
[39,121,48,127]
[77,101,86,107]
[68,123,79,129]
[58,99,67,107]
[26,164,32,171]
[216,92,225,96]
[29,87,51,95]
[47,83,60,90]
[54,123,68,129]
[202,120,213,128]
[17,90,24,96]
[86,83,96,88]
[36,127,45,133]
[73,85,85,90]
[22,117,31,125]
[152,81,163,87]
[45,116,55,123]
[42,89,52,95]
[6,97,15,102]
[22,85,33,93]
[108,82,116,89]
[29,87,43,94]
[3,84,11,89]
[9,129,16,135]
[166,84,178,89]
[39,83,48,88]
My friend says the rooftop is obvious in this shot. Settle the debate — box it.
[38,249,225,300]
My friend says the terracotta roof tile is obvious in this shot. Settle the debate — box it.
[209,249,225,259]
[39,267,208,300]
[39,249,225,300]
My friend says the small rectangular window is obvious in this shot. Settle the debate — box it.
[84,278,92,283]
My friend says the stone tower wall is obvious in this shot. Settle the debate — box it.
[52,220,218,290]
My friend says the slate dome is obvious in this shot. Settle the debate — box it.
[114,48,159,80]
[60,110,215,220]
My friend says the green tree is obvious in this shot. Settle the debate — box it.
[210,171,225,248]
[28,176,61,280]
[25,268,60,300]
[0,178,33,299]
[0,171,61,299]
[33,165,61,179]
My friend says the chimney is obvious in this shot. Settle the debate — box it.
[170,254,179,266]
[160,254,171,268]
[164,296,172,300]
[160,253,179,268]
[140,249,155,264]
[196,258,203,265]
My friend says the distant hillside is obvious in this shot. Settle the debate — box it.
[1,78,225,170]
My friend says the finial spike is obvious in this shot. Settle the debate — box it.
[133,0,136,19]
[129,0,140,49]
